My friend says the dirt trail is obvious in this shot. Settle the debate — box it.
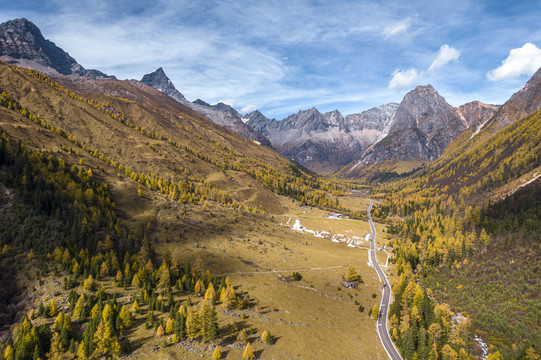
[215,264,346,276]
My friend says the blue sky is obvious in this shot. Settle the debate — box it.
[2,0,541,119]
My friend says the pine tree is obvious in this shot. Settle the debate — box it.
[205,282,216,302]
[3,345,14,360]
[100,261,110,278]
[131,273,141,287]
[525,348,540,360]
[77,340,88,360]
[186,309,197,339]
[73,294,86,320]
[156,325,165,337]
[165,318,174,334]
[93,320,120,358]
[207,306,219,340]
[237,329,249,344]
[49,299,58,317]
[487,351,503,360]
[54,312,64,332]
[212,346,222,360]
[242,343,254,359]
[220,285,237,308]
[119,305,133,329]
[131,299,140,313]
[371,304,379,320]
[46,332,64,359]
[261,329,273,344]
[174,312,186,340]
[158,262,170,291]
[345,264,360,283]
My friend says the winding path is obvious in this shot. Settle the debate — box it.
[368,199,403,360]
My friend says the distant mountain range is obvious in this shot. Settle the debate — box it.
[338,86,500,177]
[245,104,398,173]
[3,18,541,180]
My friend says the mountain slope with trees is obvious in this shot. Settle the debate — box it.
[375,69,541,359]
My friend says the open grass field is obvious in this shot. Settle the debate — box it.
[22,189,393,359]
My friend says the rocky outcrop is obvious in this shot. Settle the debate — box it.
[246,104,398,174]
[0,18,113,79]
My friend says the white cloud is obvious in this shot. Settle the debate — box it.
[241,104,258,114]
[214,99,236,106]
[487,43,541,81]
[388,68,422,89]
[428,44,460,72]
[383,18,411,38]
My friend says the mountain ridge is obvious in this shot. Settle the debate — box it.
[246,103,398,174]
[139,67,271,146]
[339,85,500,178]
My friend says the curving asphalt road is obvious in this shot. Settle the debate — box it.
[368,199,403,360]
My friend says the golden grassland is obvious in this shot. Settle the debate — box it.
[19,186,394,359]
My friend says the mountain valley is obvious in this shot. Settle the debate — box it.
[0,16,540,360]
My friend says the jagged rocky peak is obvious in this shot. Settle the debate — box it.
[211,102,237,113]
[193,99,211,107]
[345,103,399,131]
[0,18,113,79]
[139,68,270,146]
[245,110,276,134]
[140,67,186,102]
[387,84,466,135]
[246,104,398,174]
[281,107,331,132]
[356,84,466,165]
[323,110,344,126]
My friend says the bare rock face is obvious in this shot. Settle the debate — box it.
[344,103,398,131]
[456,101,500,129]
[246,104,398,174]
[0,18,113,79]
[489,67,541,131]
[140,68,270,146]
[356,85,467,164]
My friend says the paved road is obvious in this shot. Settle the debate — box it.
[368,200,403,360]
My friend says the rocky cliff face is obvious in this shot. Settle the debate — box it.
[488,67,541,132]
[456,101,500,129]
[344,103,398,131]
[140,68,270,146]
[246,103,398,173]
[355,85,467,165]
[0,18,113,79]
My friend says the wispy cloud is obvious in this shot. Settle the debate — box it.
[428,44,460,72]
[241,105,258,114]
[388,68,422,90]
[486,43,541,81]
[2,0,540,119]
[383,17,412,38]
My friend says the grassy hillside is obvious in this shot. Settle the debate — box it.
[0,61,346,214]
